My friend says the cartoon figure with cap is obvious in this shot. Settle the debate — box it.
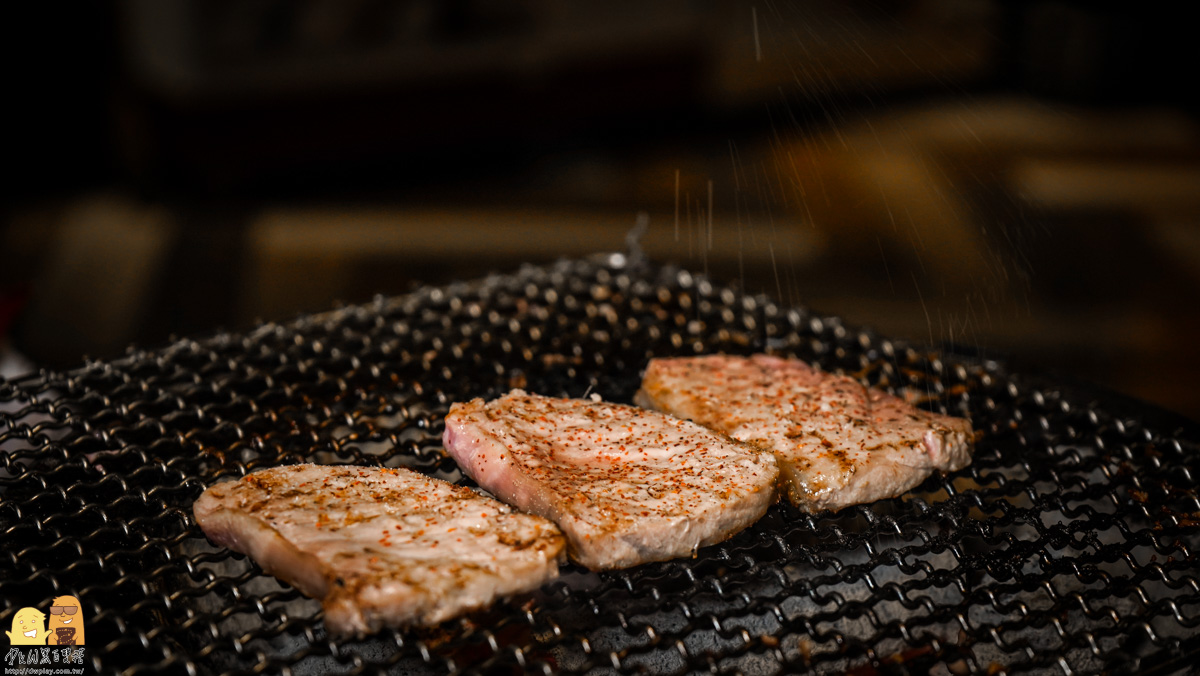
[5,607,47,645]
[46,595,85,646]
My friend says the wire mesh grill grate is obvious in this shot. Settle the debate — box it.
[2,255,1197,675]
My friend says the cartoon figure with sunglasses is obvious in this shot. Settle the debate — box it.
[45,596,85,646]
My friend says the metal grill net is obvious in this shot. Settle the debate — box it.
[1,255,1197,675]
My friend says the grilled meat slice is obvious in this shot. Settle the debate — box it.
[443,390,778,570]
[192,464,565,637]
[636,354,974,512]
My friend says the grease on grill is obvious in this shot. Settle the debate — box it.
[1,256,1198,675]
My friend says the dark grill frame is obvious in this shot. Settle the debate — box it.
[2,255,1197,675]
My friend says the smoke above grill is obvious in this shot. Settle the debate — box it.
[1,255,1197,675]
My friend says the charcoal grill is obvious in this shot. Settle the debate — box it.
[2,254,1197,675]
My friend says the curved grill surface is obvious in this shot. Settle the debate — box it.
[1,256,1197,675]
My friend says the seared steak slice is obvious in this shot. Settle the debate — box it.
[636,354,974,512]
[193,464,564,637]
[443,390,778,570]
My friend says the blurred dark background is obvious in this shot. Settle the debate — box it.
[3,0,1199,419]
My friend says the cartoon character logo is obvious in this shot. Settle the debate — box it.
[46,596,85,646]
[5,607,47,645]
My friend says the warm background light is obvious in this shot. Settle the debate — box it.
[3,0,1197,419]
